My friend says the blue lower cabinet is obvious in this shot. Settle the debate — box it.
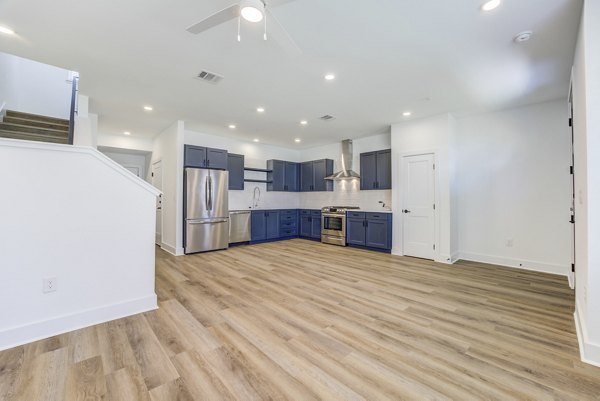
[299,210,321,239]
[346,212,392,251]
[251,210,280,242]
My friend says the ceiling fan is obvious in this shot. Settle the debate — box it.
[186,0,301,57]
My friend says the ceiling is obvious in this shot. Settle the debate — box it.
[0,0,582,148]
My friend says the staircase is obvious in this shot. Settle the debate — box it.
[0,110,70,144]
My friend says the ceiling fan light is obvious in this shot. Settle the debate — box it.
[240,0,264,22]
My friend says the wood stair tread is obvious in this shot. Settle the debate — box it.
[0,122,69,137]
[4,110,69,125]
[2,116,70,130]
[0,130,69,144]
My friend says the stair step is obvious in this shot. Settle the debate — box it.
[0,122,69,138]
[0,130,69,144]
[5,110,69,126]
[2,116,70,131]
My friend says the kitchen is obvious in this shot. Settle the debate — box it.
[182,137,393,254]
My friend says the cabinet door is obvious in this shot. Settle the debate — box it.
[285,162,299,192]
[266,211,280,239]
[227,153,244,190]
[300,162,314,192]
[299,215,312,237]
[346,218,366,246]
[311,213,321,238]
[376,150,392,190]
[267,160,286,191]
[360,152,377,190]
[184,145,207,168]
[206,148,228,170]
[365,218,389,249]
[312,159,333,191]
[251,211,267,241]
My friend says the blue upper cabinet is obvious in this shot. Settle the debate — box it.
[300,162,314,191]
[300,160,333,192]
[285,162,299,192]
[184,145,228,170]
[360,149,391,190]
[227,153,244,190]
[267,160,299,192]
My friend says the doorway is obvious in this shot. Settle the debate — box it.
[568,85,576,288]
[152,160,163,246]
[401,153,436,260]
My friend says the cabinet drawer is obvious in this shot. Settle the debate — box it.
[280,228,298,237]
[280,210,297,216]
[299,210,312,216]
[280,221,297,229]
[347,211,366,219]
[311,210,321,217]
[366,212,390,220]
[280,214,296,222]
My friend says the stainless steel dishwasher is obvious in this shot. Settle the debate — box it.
[229,210,251,244]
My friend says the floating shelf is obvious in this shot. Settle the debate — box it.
[244,167,272,173]
[244,179,273,184]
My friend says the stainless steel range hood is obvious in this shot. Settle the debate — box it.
[325,139,360,180]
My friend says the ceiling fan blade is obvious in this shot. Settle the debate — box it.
[265,9,302,57]
[265,0,298,7]
[186,4,240,35]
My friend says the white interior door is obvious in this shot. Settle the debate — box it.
[123,165,141,177]
[151,161,163,245]
[402,153,435,259]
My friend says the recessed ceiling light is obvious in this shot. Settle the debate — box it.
[403,111,412,117]
[228,124,236,129]
[124,131,131,136]
[295,138,301,143]
[253,138,260,143]
[143,106,153,111]
[256,107,265,113]
[324,74,336,81]
[0,26,15,35]
[300,120,308,125]
[240,0,264,23]
[481,0,501,11]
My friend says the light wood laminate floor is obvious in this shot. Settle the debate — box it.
[1,239,599,400]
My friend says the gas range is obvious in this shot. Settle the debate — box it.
[321,206,360,246]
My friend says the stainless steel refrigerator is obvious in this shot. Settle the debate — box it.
[184,168,229,254]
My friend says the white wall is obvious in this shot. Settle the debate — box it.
[98,133,155,153]
[572,0,600,366]
[152,121,184,255]
[391,114,455,263]
[0,52,72,119]
[456,100,572,275]
[101,150,151,182]
[298,133,392,211]
[0,139,159,351]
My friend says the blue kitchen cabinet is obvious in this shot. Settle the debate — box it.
[279,209,298,237]
[267,160,299,192]
[346,212,392,251]
[299,210,321,239]
[300,160,334,192]
[184,145,228,170]
[300,162,314,192]
[251,210,280,241]
[227,153,244,190]
[360,149,391,190]
[346,213,367,246]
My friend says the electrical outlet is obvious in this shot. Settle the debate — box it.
[505,239,514,248]
[43,277,58,293]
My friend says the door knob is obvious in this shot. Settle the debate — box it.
[402,209,411,214]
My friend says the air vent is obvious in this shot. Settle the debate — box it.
[320,115,335,121]
[195,70,224,84]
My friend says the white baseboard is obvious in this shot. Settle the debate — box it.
[0,294,157,352]
[436,253,454,264]
[457,251,569,277]
[574,302,600,367]
[161,242,184,256]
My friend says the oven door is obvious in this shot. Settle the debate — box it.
[322,213,345,237]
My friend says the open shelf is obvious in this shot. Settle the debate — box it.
[244,179,273,184]
[244,167,272,173]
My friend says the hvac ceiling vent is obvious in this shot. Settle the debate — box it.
[319,115,336,121]
[195,70,224,84]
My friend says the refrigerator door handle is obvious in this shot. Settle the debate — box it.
[188,219,228,225]
[204,176,209,211]
[208,175,213,211]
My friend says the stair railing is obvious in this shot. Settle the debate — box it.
[67,76,79,145]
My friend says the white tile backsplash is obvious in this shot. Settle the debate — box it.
[299,180,391,211]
